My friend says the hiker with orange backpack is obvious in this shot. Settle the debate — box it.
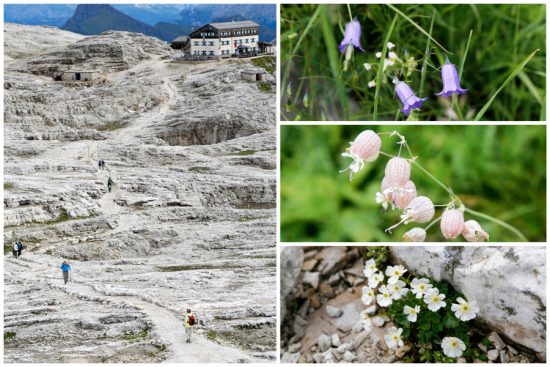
[183,308,196,343]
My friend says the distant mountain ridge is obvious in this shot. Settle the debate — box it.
[6,4,276,42]
[62,4,173,41]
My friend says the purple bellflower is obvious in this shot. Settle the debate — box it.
[339,18,365,53]
[435,57,468,97]
[395,81,428,116]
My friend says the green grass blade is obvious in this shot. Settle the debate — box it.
[319,5,349,118]
[281,6,322,103]
[517,70,543,105]
[474,49,540,121]
[459,29,473,81]
[386,4,451,54]
[373,14,398,121]
[419,9,436,96]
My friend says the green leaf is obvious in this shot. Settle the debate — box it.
[474,49,540,121]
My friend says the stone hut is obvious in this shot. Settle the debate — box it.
[61,70,98,82]
[241,67,266,82]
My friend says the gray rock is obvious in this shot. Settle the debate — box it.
[281,247,304,321]
[331,333,342,347]
[288,342,302,354]
[303,271,320,289]
[343,350,355,362]
[317,334,332,352]
[326,305,343,318]
[488,331,506,351]
[390,247,546,357]
[281,352,300,364]
[488,349,499,361]
[312,353,323,363]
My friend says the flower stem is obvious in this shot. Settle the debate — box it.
[464,208,528,242]
[424,216,441,231]
[347,4,353,22]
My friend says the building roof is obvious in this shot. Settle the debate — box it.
[209,20,260,30]
[62,70,97,73]
[172,36,189,43]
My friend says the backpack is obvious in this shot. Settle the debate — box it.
[188,314,196,326]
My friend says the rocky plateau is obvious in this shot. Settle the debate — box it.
[4,23,276,363]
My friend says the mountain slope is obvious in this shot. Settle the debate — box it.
[62,4,172,41]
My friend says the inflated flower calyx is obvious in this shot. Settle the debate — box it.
[384,157,411,187]
[403,227,426,242]
[403,196,435,224]
[341,130,381,179]
[392,180,417,210]
[440,209,465,239]
[462,220,489,242]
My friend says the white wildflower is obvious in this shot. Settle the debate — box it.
[384,326,404,350]
[376,285,393,307]
[375,51,382,58]
[451,297,479,321]
[368,271,384,288]
[387,42,395,49]
[363,258,378,277]
[424,288,447,312]
[442,337,466,358]
[388,280,409,300]
[385,265,407,284]
[361,286,375,305]
[363,63,371,71]
[411,278,433,299]
[403,305,420,322]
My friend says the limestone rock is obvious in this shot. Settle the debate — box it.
[390,246,546,357]
[326,305,343,318]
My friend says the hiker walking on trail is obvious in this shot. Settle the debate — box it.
[107,177,113,193]
[98,160,105,170]
[60,260,71,284]
[16,241,23,258]
[183,308,196,343]
[12,242,18,258]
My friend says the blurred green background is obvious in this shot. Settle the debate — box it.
[281,4,546,121]
[280,125,546,242]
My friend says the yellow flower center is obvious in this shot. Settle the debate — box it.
[409,310,415,315]
[393,335,398,341]
[419,285,425,290]
[462,304,469,311]
[370,265,375,270]
[451,341,458,348]
[432,296,439,303]
[394,271,399,275]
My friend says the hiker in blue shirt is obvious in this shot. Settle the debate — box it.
[16,241,23,258]
[60,261,71,284]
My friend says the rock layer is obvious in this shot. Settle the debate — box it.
[390,246,546,359]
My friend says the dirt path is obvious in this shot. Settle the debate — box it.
[5,255,253,363]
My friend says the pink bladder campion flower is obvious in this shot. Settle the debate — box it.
[403,196,435,224]
[436,57,468,97]
[462,220,489,242]
[392,180,417,210]
[386,196,434,233]
[385,157,411,187]
[403,227,426,242]
[395,81,428,116]
[338,18,365,53]
[341,130,381,180]
[440,209,465,239]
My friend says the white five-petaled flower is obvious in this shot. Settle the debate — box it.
[363,63,371,71]
[387,42,395,49]
[403,305,420,322]
[388,51,397,59]
[368,271,384,288]
[376,285,393,307]
[451,297,479,321]
[368,79,376,89]
[361,286,375,305]
[411,277,433,299]
[384,326,404,350]
[363,258,378,277]
[388,280,409,300]
[424,288,447,312]
[441,336,466,358]
[385,265,407,284]
[375,51,382,58]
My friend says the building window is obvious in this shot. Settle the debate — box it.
[193,41,199,46]
[245,39,248,43]
[209,51,214,55]
[201,51,206,55]
[239,39,243,44]
[209,41,214,46]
